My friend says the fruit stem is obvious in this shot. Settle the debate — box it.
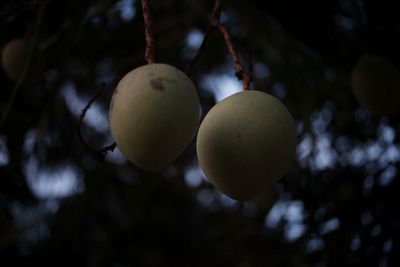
[186,0,252,90]
[141,0,155,64]
[213,22,252,90]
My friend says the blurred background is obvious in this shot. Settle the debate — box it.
[1,0,400,266]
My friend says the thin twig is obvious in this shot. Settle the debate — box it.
[186,0,222,76]
[211,0,223,21]
[77,87,104,130]
[187,0,252,90]
[75,84,116,160]
[0,4,46,129]
[75,86,103,157]
[185,26,215,76]
[214,22,251,90]
[141,0,155,64]
[100,142,116,154]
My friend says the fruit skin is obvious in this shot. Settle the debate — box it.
[1,38,36,82]
[351,54,400,116]
[196,90,296,201]
[109,63,200,172]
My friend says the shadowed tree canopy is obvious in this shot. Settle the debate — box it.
[1,0,400,266]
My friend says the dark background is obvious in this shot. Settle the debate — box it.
[1,0,400,266]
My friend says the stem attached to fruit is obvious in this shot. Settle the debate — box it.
[187,0,252,90]
[141,0,155,64]
[213,22,251,90]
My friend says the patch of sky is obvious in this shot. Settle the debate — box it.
[297,133,313,168]
[220,11,229,24]
[184,163,206,188]
[365,141,383,161]
[201,74,243,102]
[186,29,204,50]
[182,29,204,59]
[311,108,332,135]
[363,175,374,190]
[354,107,371,124]
[285,222,306,241]
[217,191,238,207]
[96,58,116,85]
[361,211,374,226]
[378,124,396,144]
[271,82,287,99]
[313,134,338,171]
[253,63,271,79]
[371,224,382,237]
[299,101,400,173]
[383,239,393,253]
[0,135,9,166]
[265,199,287,228]
[265,200,306,241]
[24,156,84,199]
[61,82,109,133]
[335,15,354,32]
[351,234,361,251]
[23,129,37,154]
[297,122,305,134]
[378,165,396,187]
[115,0,136,22]
[306,236,325,253]
[286,201,305,222]
[196,188,217,209]
[219,10,246,37]
[381,145,400,164]
[105,146,127,165]
[334,135,351,153]
[319,217,340,235]
[347,147,366,167]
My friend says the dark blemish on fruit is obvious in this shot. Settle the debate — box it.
[237,133,241,139]
[151,78,164,90]
[150,78,177,91]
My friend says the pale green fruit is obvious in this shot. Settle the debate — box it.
[351,54,400,116]
[1,38,42,82]
[2,38,28,81]
[109,63,200,172]
[1,38,28,81]
[196,90,296,201]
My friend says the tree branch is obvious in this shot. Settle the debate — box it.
[75,84,116,161]
[185,26,215,76]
